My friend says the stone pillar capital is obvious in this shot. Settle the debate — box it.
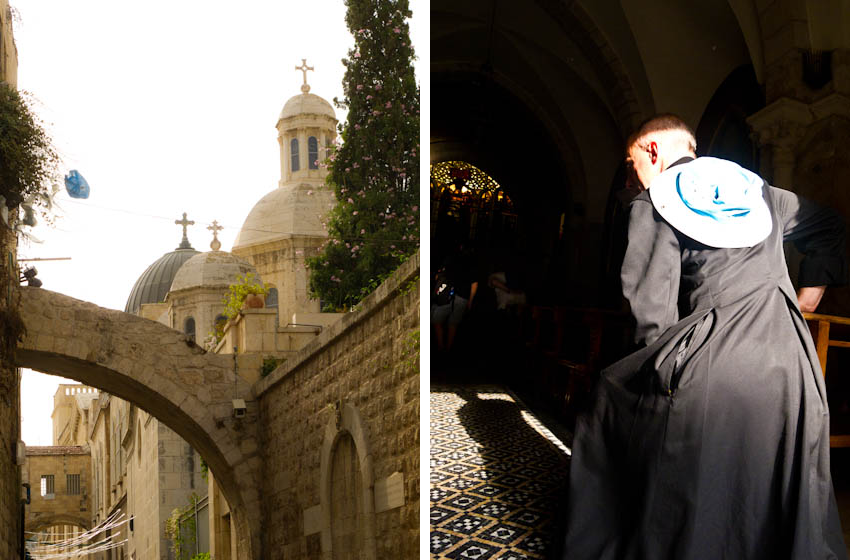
[747,97,813,151]
[811,92,850,121]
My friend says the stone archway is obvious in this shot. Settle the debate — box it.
[15,287,262,559]
[27,515,90,535]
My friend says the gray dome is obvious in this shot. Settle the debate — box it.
[125,248,200,314]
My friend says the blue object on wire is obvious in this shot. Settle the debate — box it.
[64,170,90,199]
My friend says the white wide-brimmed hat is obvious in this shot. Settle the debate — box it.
[648,157,772,248]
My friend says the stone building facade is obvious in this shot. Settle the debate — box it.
[21,445,91,550]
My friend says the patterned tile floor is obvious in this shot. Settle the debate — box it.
[430,385,572,559]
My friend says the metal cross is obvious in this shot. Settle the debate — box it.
[295,58,314,93]
[175,212,195,250]
[207,220,223,251]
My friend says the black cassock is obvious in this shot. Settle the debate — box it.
[563,181,848,559]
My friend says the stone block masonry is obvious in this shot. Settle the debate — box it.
[0,366,21,559]
[255,253,420,559]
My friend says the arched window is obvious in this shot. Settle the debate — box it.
[184,317,196,342]
[290,138,300,171]
[266,287,278,308]
[308,136,319,169]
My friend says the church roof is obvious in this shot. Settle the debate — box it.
[279,92,335,121]
[125,248,200,314]
[169,251,260,292]
[232,184,334,250]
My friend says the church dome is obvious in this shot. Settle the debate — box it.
[232,185,333,250]
[279,92,335,121]
[169,251,260,292]
[125,248,199,314]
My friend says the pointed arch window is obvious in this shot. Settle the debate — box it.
[291,138,300,172]
[308,136,319,169]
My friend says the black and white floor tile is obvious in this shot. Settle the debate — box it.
[430,386,571,559]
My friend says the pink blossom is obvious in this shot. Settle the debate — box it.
[375,84,382,90]
[354,124,361,130]
[411,206,418,212]
[399,172,406,178]
[393,27,401,33]
[346,243,351,248]
[360,229,365,234]
[366,95,373,100]
[352,163,359,168]
[307,190,313,195]
[354,51,361,58]
[347,198,354,203]
[353,211,359,215]
[385,101,392,108]
[356,84,364,90]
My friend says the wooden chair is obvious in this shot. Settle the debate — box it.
[803,312,850,447]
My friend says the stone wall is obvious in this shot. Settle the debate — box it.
[0,366,20,558]
[255,254,420,559]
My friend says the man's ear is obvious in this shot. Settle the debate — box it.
[649,141,658,164]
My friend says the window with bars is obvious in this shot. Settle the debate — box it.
[67,474,81,495]
[40,474,54,497]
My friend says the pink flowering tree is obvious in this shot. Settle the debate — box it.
[307,0,420,311]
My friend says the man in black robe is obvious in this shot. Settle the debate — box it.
[563,114,848,559]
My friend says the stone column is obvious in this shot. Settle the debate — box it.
[746,97,811,189]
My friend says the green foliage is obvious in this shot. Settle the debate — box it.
[199,456,209,483]
[190,554,210,560]
[261,355,284,378]
[165,493,203,559]
[0,84,60,213]
[307,0,419,311]
[221,273,269,321]
[401,328,419,372]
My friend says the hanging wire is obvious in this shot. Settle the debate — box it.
[25,510,131,559]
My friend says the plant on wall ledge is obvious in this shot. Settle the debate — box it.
[0,83,60,218]
[221,273,270,321]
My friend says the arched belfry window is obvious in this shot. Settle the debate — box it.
[291,138,300,172]
[184,317,196,342]
[308,136,319,169]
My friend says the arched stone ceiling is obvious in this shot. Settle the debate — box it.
[620,0,753,126]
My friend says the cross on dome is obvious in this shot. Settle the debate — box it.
[175,212,195,250]
[295,58,314,93]
[208,220,224,251]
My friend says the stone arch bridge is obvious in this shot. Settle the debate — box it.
[15,287,261,559]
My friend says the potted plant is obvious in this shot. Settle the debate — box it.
[222,273,270,320]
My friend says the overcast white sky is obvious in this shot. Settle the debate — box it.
[13,0,427,445]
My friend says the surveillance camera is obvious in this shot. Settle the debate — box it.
[232,399,247,418]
